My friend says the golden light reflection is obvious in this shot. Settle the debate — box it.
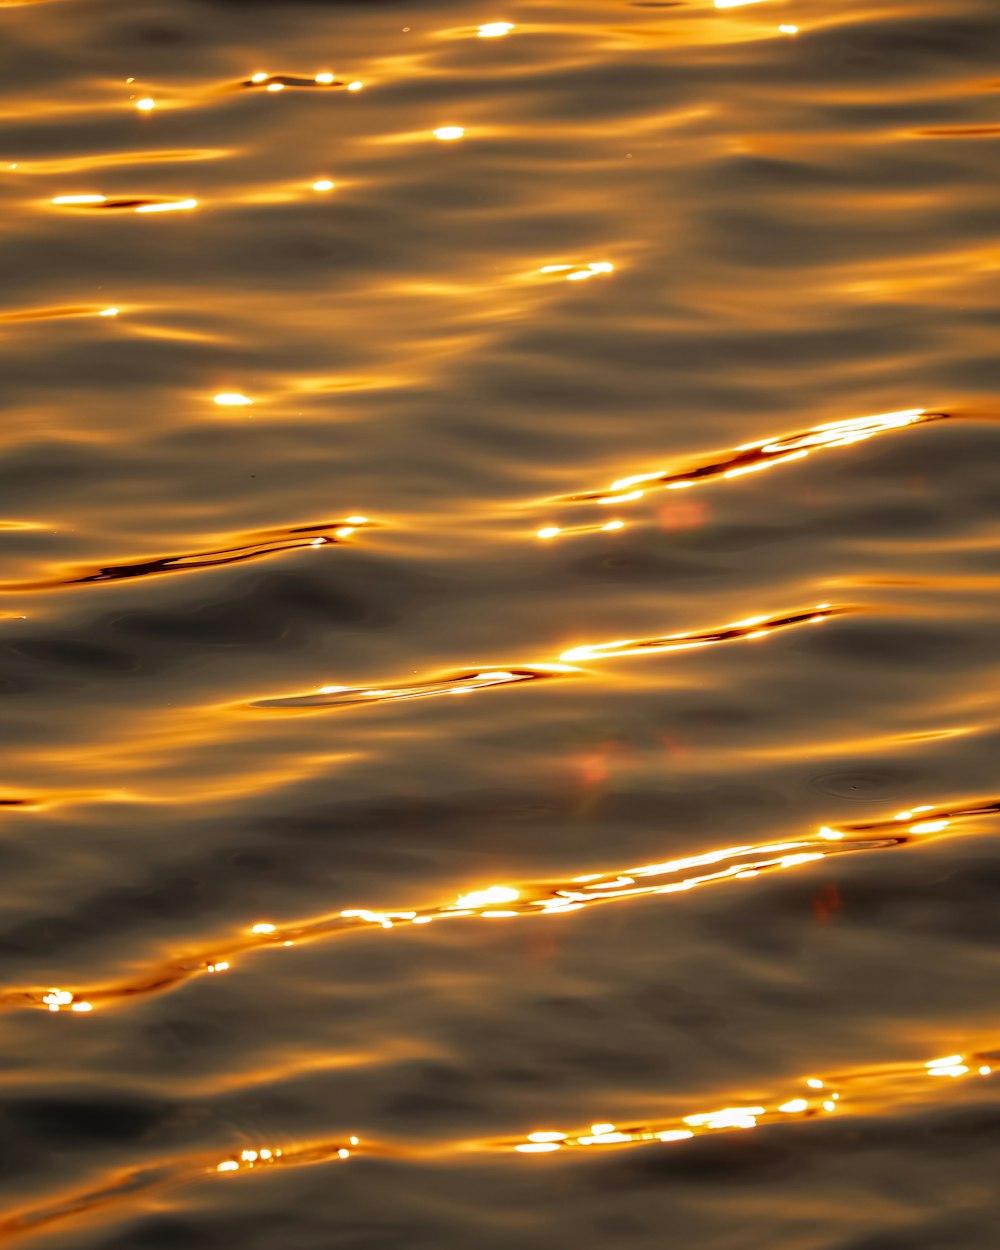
[559,604,841,663]
[504,1049,996,1155]
[477,22,514,38]
[6,798,994,1016]
[548,409,947,510]
[254,605,844,710]
[0,1049,993,1243]
[212,392,252,406]
[50,194,198,213]
[134,199,197,213]
[134,98,155,111]
[540,262,614,282]
[0,518,372,592]
[0,304,122,323]
[254,664,578,709]
[434,126,465,141]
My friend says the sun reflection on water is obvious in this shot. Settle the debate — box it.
[545,410,948,514]
[8,797,996,1017]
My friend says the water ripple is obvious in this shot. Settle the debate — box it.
[0,518,372,591]
[5,798,995,1017]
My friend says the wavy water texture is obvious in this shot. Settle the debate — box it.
[544,410,948,511]
[2,0,1000,1247]
[0,1047,993,1246]
[253,605,848,708]
[0,519,371,590]
[5,798,995,1017]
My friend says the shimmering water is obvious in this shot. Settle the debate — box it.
[1,0,999,1246]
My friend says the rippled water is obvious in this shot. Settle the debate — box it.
[2,0,999,1246]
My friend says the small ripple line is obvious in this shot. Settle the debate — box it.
[0,1047,993,1244]
[4,798,995,1018]
[0,518,372,592]
[541,408,948,514]
[500,1047,997,1154]
[252,604,847,709]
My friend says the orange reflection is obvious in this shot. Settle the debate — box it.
[5,798,995,1017]
[0,518,373,592]
[253,605,846,710]
[547,410,947,510]
[0,304,124,323]
[254,664,578,709]
[559,604,843,663]
[50,194,197,213]
[504,1048,996,1154]
[0,1045,993,1245]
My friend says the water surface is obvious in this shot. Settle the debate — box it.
[1,0,999,1246]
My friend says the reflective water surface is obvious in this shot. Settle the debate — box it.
[1,0,998,1246]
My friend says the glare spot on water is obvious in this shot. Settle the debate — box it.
[213,393,253,406]
[135,199,197,213]
[434,126,465,141]
[478,22,514,38]
[455,885,519,909]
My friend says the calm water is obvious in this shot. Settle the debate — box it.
[1,0,999,1245]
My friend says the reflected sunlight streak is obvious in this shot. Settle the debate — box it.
[6,798,996,1016]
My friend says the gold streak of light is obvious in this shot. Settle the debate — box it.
[559,604,842,664]
[540,261,614,282]
[255,603,843,711]
[0,1051,993,1242]
[477,22,514,37]
[133,198,197,213]
[548,409,944,512]
[502,1052,996,1154]
[0,305,123,323]
[6,798,995,1017]
[0,519,371,593]
[16,151,228,174]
